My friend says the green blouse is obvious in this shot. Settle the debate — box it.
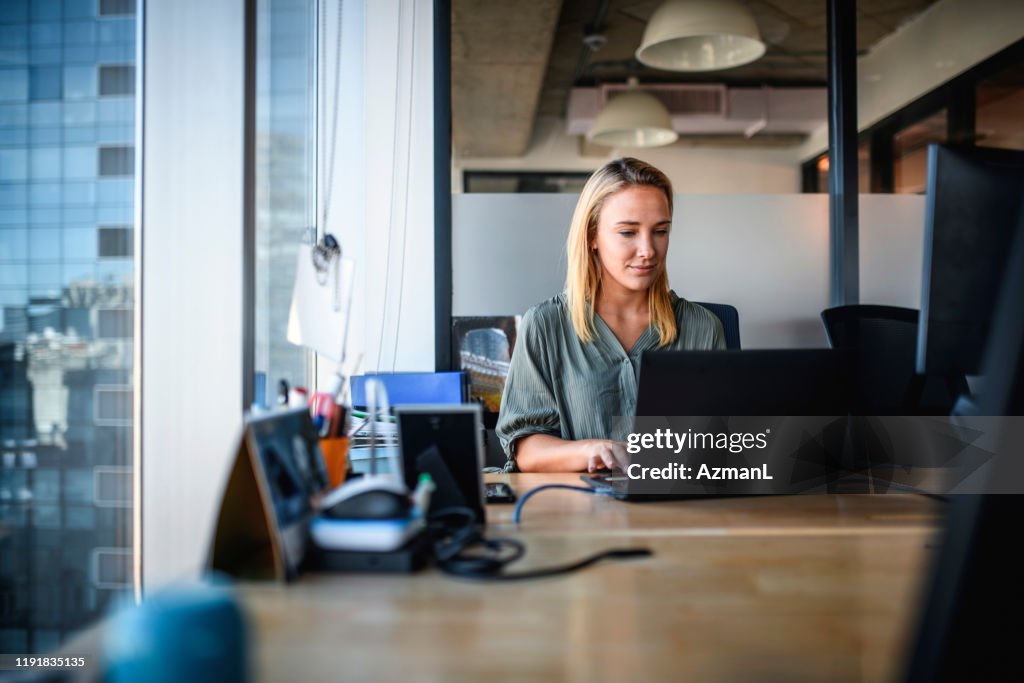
[496,291,726,471]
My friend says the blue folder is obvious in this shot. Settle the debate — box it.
[350,372,466,407]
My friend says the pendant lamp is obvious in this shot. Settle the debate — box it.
[588,78,678,148]
[636,0,765,72]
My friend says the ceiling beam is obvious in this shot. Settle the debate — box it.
[451,0,563,158]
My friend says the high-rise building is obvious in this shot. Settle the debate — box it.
[0,0,137,654]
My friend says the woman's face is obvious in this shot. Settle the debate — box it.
[591,185,671,296]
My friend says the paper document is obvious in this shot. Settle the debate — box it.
[287,248,354,362]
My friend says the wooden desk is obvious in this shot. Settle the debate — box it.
[241,474,942,683]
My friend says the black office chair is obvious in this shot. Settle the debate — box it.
[693,301,741,350]
[821,304,968,415]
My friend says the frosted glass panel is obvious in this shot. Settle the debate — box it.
[454,194,928,349]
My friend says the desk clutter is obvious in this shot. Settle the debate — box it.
[208,394,651,582]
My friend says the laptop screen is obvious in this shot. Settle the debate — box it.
[636,349,852,417]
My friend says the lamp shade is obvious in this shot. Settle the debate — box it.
[636,0,765,72]
[588,82,678,148]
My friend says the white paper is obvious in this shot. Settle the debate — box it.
[287,249,354,362]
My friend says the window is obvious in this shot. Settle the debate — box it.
[463,171,591,193]
[93,386,132,426]
[801,40,1024,193]
[90,548,131,589]
[99,65,134,96]
[28,66,61,101]
[976,63,1024,151]
[253,0,316,404]
[0,7,139,655]
[97,226,132,258]
[0,68,29,103]
[97,308,131,338]
[99,0,136,17]
[893,110,947,194]
[802,142,871,194]
[97,145,133,176]
[93,467,132,507]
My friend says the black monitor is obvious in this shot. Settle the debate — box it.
[636,349,852,416]
[917,144,1024,376]
[903,214,1024,682]
[975,209,1024,416]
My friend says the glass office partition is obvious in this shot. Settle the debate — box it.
[806,143,871,194]
[976,62,1024,151]
[893,109,947,194]
[0,0,138,653]
[253,0,316,405]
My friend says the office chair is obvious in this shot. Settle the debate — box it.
[820,305,968,415]
[693,301,741,350]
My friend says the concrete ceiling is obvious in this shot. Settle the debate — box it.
[451,0,563,158]
[452,0,940,158]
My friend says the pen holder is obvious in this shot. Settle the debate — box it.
[320,437,350,488]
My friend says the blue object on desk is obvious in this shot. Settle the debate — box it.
[104,582,248,683]
[351,371,466,406]
[254,372,266,409]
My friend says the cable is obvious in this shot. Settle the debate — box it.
[441,546,651,582]
[511,484,602,525]
[426,495,651,581]
[439,544,651,582]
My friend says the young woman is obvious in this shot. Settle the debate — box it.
[496,157,725,473]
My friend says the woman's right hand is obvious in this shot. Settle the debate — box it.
[580,439,629,473]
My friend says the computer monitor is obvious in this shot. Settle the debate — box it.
[903,212,1024,682]
[975,209,1024,416]
[917,144,1024,376]
[636,349,852,416]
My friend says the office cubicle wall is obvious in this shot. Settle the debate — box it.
[859,195,927,309]
[453,194,926,348]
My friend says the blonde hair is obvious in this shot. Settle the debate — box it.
[565,157,677,346]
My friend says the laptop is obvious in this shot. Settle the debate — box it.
[583,349,852,500]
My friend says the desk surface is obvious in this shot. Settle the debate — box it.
[242,474,942,683]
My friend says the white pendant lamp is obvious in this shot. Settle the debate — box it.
[588,78,678,148]
[636,0,766,72]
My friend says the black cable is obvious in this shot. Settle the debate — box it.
[439,546,652,582]
[426,501,652,581]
